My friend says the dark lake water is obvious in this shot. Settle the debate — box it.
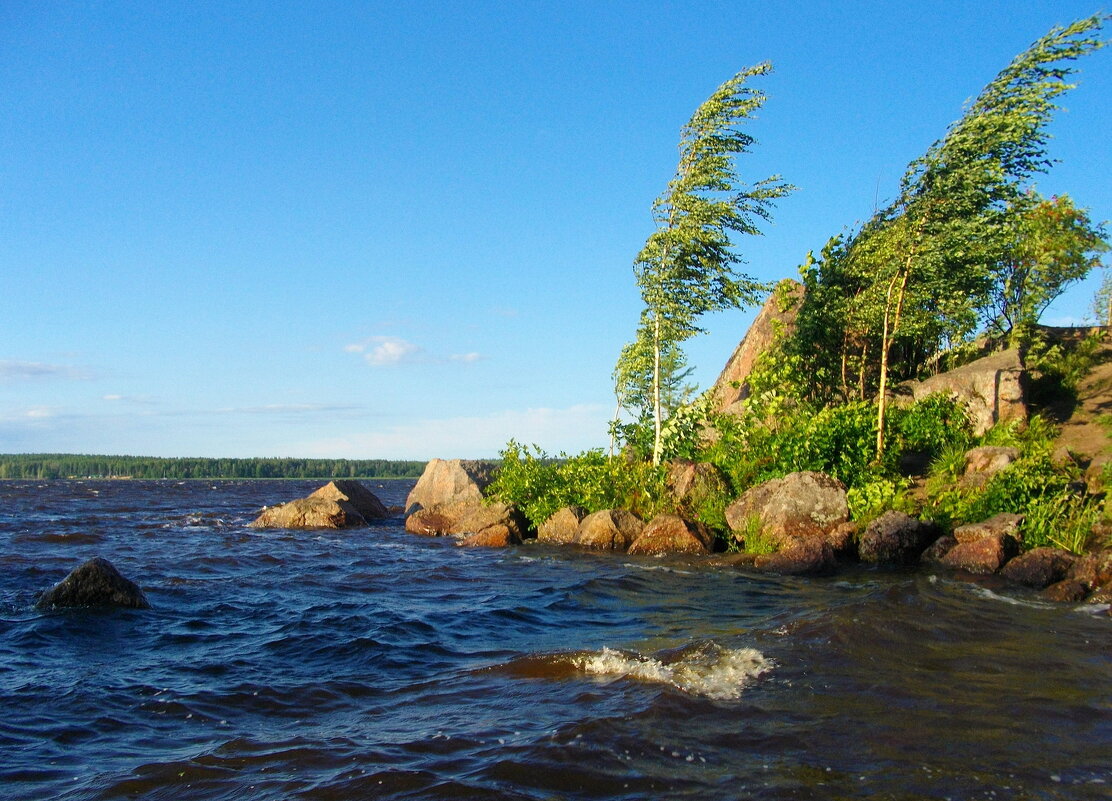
[1,479,1109,800]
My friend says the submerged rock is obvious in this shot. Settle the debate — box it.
[36,557,150,610]
[628,515,714,556]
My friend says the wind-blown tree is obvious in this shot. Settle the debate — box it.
[618,62,794,465]
[796,14,1106,460]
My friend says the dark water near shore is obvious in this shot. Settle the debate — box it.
[1,480,1109,801]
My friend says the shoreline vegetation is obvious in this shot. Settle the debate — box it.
[0,454,426,481]
[401,15,1111,604]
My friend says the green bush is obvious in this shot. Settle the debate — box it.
[847,477,915,524]
[486,441,667,528]
[891,393,973,460]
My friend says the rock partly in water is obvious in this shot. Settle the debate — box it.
[456,503,530,542]
[576,509,644,551]
[725,471,849,548]
[404,459,497,516]
[1067,549,1112,591]
[1041,579,1090,603]
[404,508,457,536]
[628,515,714,556]
[36,557,150,610]
[753,537,836,576]
[940,533,1019,575]
[999,547,1077,589]
[310,480,389,519]
[537,506,587,545]
[858,511,942,565]
[250,480,389,529]
[920,534,959,564]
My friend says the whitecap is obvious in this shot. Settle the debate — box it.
[572,642,772,700]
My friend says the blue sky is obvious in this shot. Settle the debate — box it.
[1,1,1109,459]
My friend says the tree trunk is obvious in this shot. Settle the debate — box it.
[875,267,910,461]
[651,315,664,466]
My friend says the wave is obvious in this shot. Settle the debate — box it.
[493,641,772,701]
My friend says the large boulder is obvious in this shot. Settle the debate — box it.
[941,512,1023,571]
[250,480,388,529]
[628,515,715,556]
[896,348,1027,436]
[725,471,849,549]
[710,279,804,415]
[404,459,497,516]
[456,503,530,542]
[1067,549,1112,591]
[858,511,942,565]
[537,506,587,545]
[576,509,644,551]
[310,480,389,519]
[36,557,150,610]
[405,508,457,536]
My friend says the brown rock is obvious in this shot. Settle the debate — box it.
[1087,581,1112,604]
[897,349,1027,436]
[538,506,587,545]
[999,547,1077,589]
[725,471,849,547]
[310,480,389,520]
[404,508,456,536]
[1040,579,1090,603]
[456,503,531,541]
[858,511,942,565]
[404,458,497,516]
[753,536,836,576]
[952,513,1023,544]
[458,525,522,548]
[576,509,644,551]
[826,521,858,559]
[627,515,714,556]
[666,460,729,516]
[250,480,389,529]
[35,556,150,610]
[251,497,362,529]
[940,533,1019,574]
[710,279,804,415]
[1067,549,1112,590]
[961,447,1020,486]
[920,535,958,564]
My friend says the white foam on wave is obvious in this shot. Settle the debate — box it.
[572,643,772,700]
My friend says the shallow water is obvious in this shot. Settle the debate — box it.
[1,479,1109,800]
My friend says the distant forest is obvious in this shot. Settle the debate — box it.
[0,454,426,480]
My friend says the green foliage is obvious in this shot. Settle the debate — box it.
[734,514,778,555]
[983,193,1109,339]
[847,478,914,524]
[1021,492,1101,553]
[891,393,974,460]
[1027,330,1104,407]
[0,454,425,480]
[487,441,668,529]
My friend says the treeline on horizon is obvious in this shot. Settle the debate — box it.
[0,454,427,480]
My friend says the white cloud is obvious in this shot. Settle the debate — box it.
[291,403,610,459]
[25,406,54,418]
[345,336,483,367]
[0,360,91,381]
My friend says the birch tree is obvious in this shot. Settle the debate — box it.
[620,62,794,465]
